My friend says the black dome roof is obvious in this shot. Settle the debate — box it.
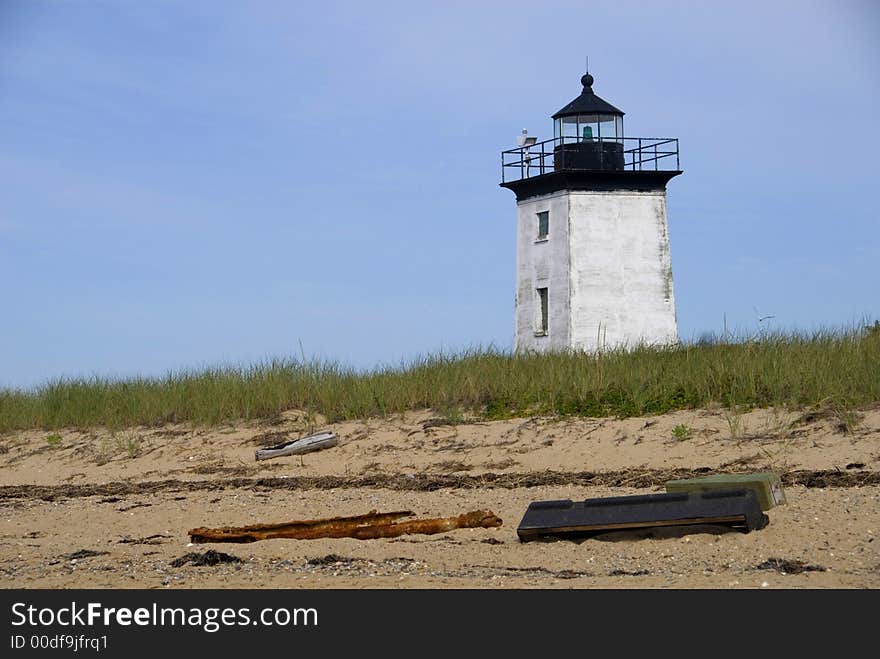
[552,73,624,119]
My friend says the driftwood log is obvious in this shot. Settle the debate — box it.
[189,509,502,543]
[254,431,338,461]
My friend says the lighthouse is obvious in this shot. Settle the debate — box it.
[501,71,682,353]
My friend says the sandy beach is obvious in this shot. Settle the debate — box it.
[2,406,878,588]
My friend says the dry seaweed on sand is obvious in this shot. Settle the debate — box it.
[755,558,827,574]
[1,469,879,503]
[170,550,243,568]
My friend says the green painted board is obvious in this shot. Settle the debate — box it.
[664,472,785,511]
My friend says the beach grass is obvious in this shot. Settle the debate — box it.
[1,325,878,432]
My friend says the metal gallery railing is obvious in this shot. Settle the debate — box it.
[501,135,680,183]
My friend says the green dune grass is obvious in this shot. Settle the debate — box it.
[2,326,878,432]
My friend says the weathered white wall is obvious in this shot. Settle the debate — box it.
[513,189,678,353]
[568,190,678,351]
[514,191,570,352]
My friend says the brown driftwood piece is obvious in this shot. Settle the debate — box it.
[189,509,502,543]
[189,510,413,543]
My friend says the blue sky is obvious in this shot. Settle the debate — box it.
[1,0,878,389]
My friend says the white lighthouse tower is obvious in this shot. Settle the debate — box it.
[501,71,682,353]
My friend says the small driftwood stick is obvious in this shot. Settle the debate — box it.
[254,431,338,462]
[189,509,502,543]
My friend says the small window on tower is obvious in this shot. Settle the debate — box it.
[536,211,549,240]
[536,287,549,336]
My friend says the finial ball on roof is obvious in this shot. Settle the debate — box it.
[581,73,594,89]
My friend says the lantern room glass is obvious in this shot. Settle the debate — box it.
[554,114,623,144]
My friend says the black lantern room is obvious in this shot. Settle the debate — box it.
[552,72,625,171]
[500,71,681,197]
